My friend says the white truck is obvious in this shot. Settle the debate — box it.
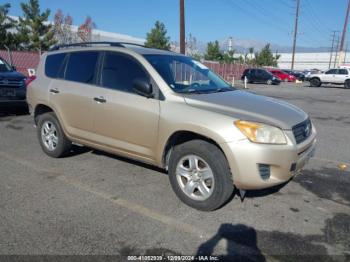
[309,68,350,89]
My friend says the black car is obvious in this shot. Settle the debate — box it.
[282,69,305,81]
[0,57,27,109]
[241,68,281,85]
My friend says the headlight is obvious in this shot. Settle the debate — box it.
[234,120,287,144]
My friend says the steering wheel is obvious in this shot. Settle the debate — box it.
[190,82,201,88]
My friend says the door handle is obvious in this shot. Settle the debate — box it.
[49,88,59,94]
[93,96,107,103]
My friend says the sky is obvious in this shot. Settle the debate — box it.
[5,0,349,49]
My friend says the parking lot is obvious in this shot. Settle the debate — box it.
[0,82,349,261]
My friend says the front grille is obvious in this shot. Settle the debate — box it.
[0,79,24,88]
[292,118,312,144]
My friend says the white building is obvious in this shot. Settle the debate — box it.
[277,52,350,71]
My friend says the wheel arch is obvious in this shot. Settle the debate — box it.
[34,103,55,125]
[161,130,227,170]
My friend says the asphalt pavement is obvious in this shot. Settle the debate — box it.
[0,82,349,261]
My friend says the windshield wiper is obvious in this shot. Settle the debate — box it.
[177,89,207,94]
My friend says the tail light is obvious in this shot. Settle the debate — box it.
[25,75,36,87]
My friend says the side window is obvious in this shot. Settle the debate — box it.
[100,52,149,93]
[325,69,337,74]
[256,69,264,75]
[65,51,99,84]
[338,69,348,75]
[45,53,66,78]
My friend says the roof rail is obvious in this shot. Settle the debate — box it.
[49,41,146,51]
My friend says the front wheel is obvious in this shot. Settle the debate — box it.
[168,140,234,211]
[310,78,322,87]
[266,79,272,85]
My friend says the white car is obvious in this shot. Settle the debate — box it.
[309,68,350,89]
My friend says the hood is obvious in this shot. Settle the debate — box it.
[184,90,308,129]
[0,70,26,80]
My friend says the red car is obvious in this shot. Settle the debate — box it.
[269,69,296,82]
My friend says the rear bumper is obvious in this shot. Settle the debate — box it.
[221,128,317,190]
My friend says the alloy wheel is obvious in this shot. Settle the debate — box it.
[176,154,215,201]
[41,121,58,151]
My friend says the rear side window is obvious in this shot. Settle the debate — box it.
[45,53,66,78]
[65,52,99,84]
[338,69,348,75]
[100,52,149,93]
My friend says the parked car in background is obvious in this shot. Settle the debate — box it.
[27,42,316,211]
[241,68,281,85]
[282,69,305,81]
[309,68,350,89]
[304,69,323,81]
[0,57,27,109]
[269,69,296,82]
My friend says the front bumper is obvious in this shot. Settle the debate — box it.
[221,128,317,190]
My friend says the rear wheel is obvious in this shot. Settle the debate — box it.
[37,112,72,158]
[344,79,350,89]
[168,140,234,211]
[310,77,322,87]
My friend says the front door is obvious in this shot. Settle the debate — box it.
[92,51,160,161]
[323,69,337,83]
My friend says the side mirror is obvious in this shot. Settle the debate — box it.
[133,78,153,98]
[11,65,16,71]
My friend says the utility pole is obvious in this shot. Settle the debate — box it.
[291,0,300,70]
[344,41,349,63]
[329,31,338,69]
[180,0,185,54]
[228,37,233,52]
[334,35,340,67]
[338,0,350,66]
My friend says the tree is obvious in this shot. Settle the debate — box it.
[204,41,222,61]
[77,16,96,42]
[0,3,19,49]
[222,50,236,63]
[17,0,56,52]
[53,9,76,45]
[186,33,197,55]
[145,21,171,50]
[255,44,280,67]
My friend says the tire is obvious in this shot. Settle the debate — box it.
[345,79,350,89]
[266,79,272,85]
[168,140,234,211]
[37,112,72,158]
[310,77,322,87]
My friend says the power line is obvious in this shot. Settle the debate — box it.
[224,0,289,33]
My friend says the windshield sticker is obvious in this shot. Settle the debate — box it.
[193,60,208,70]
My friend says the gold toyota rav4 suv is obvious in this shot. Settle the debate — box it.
[27,42,317,211]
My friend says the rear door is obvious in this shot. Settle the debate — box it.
[92,51,160,160]
[48,51,102,139]
[334,69,349,83]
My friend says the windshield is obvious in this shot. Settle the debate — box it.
[0,58,12,72]
[144,54,234,94]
